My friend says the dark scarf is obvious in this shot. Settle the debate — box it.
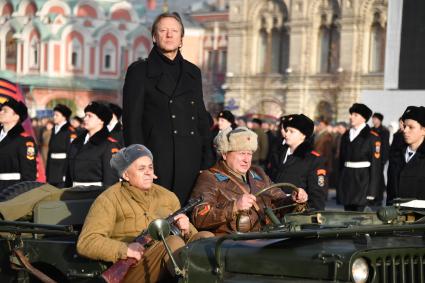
[153,45,183,88]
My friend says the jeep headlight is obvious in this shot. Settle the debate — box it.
[351,257,369,283]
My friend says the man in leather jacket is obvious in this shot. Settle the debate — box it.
[190,127,308,235]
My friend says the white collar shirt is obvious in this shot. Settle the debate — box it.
[405,147,416,163]
[54,121,67,135]
[349,123,366,142]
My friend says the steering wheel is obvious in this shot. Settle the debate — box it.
[233,182,307,232]
[255,182,307,214]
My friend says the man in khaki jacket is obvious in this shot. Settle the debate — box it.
[77,144,212,283]
[190,127,308,235]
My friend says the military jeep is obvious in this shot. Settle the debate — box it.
[0,182,107,282]
[1,182,425,283]
[179,203,425,283]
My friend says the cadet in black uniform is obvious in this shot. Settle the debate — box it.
[338,103,381,211]
[65,102,120,188]
[107,103,124,147]
[268,114,295,181]
[387,106,425,200]
[387,117,406,204]
[271,114,327,210]
[0,97,37,190]
[46,104,76,187]
[371,112,390,205]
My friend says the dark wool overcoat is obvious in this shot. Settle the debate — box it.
[0,124,37,190]
[271,141,327,210]
[337,125,382,206]
[65,128,120,188]
[387,141,425,201]
[122,49,214,205]
[46,123,76,187]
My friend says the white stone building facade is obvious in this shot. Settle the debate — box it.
[225,0,387,121]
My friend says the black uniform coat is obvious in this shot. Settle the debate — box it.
[122,48,214,204]
[109,122,124,147]
[337,125,382,206]
[371,125,390,164]
[271,141,327,210]
[0,124,37,190]
[387,130,407,203]
[390,130,406,162]
[65,128,120,188]
[371,125,390,201]
[46,123,76,187]
[387,141,425,200]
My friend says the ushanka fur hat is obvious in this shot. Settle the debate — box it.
[217,110,235,124]
[84,102,112,125]
[214,126,258,154]
[1,97,28,122]
[349,103,372,121]
[402,106,425,127]
[285,114,314,138]
[53,104,72,120]
[110,144,154,177]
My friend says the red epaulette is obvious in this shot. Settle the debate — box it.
[68,126,76,132]
[370,130,379,137]
[20,132,30,137]
[311,150,320,157]
[108,137,118,143]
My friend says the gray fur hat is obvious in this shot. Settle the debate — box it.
[214,126,258,155]
[110,144,154,177]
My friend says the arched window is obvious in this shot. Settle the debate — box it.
[102,40,116,72]
[255,2,288,75]
[280,28,290,73]
[29,36,40,68]
[69,38,82,69]
[318,15,340,73]
[6,30,17,67]
[2,3,13,16]
[134,43,148,61]
[316,100,334,122]
[319,26,330,73]
[76,4,97,18]
[257,28,267,73]
[219,50,227,73]
[25,2,37,17]
[369,13,386,73]
[271,28,281,73]
[111,9,131,21]
[207,50,216,72]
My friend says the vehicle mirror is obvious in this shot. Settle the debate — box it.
[147,219,184,276]
[148,219,171,241]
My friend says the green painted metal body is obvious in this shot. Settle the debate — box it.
[0,221,106,282]
[180,210,425,283]
[1,209,425,282]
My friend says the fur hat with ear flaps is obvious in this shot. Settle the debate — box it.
[214,127,258,155]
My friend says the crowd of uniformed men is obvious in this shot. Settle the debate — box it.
[1,97,424,210]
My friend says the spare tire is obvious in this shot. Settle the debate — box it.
[0,181,45,202]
